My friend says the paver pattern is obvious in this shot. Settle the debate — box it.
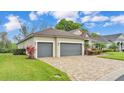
[40,56,124,80]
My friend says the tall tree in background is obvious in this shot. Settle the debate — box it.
[19,19,29,38]
[91,32,99,37]
[55,19,82,31]
[14,19,29,42]
[0,31,12,49]
[14,19,51,42]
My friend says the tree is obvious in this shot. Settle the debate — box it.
[55,19,81,31]
[14,19,29,42]
[91,32,99,37]
[81,28,88,33]
[109,43,118,51]
[93,42,106,50]
[0,32,12,49]
[14,34,22,42]
[14,19,50,42]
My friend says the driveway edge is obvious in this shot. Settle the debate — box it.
[98,68,124,81]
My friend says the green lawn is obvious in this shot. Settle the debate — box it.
[100,52,124,61]
[0,53,70,81]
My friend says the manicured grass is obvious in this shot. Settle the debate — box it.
[0,53,70,81]
[100,52,124,61]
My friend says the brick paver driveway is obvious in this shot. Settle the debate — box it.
[40,56,124,81]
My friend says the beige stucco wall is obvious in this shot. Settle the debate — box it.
[18,38,35,49]
[18,36,84,58]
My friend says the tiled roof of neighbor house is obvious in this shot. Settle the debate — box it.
[102,33,122,42]
[17,28,85,44]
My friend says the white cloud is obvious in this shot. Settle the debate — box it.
[82,11,97,15]
[29,12,38,21]
[81,15,109,23]
[103,22,113,27]
[36,11,50,15]
[52,11,79,21]
[96,32,100,35]
[81,11,100,16]
[85,23,96,28]
[111,15,124,24]
[4,15,21,31]
[103,15,124,27]
[29,11,52,21]
[91,15,109,22]
[81,16,91,23]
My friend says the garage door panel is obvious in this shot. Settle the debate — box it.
[37,42,53,57]
[60,43,82,56]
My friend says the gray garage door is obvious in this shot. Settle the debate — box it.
[60,43,82,56]
[37,42,53,57]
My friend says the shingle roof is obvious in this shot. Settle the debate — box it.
[17,28,84,44]
[33,28,84,39]
[90,35,109,43]
[102,33,122,42]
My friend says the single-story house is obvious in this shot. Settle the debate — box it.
[17,28,85,58]
[103,33,124,51]
[86,33,124,51]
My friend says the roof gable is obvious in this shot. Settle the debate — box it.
[116,34,124,41]
[69,29,90,40]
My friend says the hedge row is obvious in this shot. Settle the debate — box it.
[13,49,26,55]
[0,48,26,55]
[0,49,12,53]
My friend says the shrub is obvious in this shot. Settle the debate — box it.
[0,49,12,53]
[13,49,26,55]
[109,43,118,51]
[102,49,114,52]
[92,50,102,55]
[26,46,35,59]
[93,43,106,50]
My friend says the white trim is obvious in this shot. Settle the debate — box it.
[58,41,83,44]
[35,40,55,58]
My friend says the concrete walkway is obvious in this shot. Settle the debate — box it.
[40,56,124,81]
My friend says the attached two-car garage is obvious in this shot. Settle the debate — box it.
[17,28,85,58]
[37,42,83,58]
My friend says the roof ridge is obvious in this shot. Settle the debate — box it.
[103,33,123,36]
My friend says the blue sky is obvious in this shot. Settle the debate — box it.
[0,11,124,41]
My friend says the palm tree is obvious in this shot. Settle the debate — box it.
[121,42,123,51]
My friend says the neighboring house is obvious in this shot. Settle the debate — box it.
[88,35,109,49]
[89,33,124,51]
[103,33,124,51]
[17,28,85,58]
